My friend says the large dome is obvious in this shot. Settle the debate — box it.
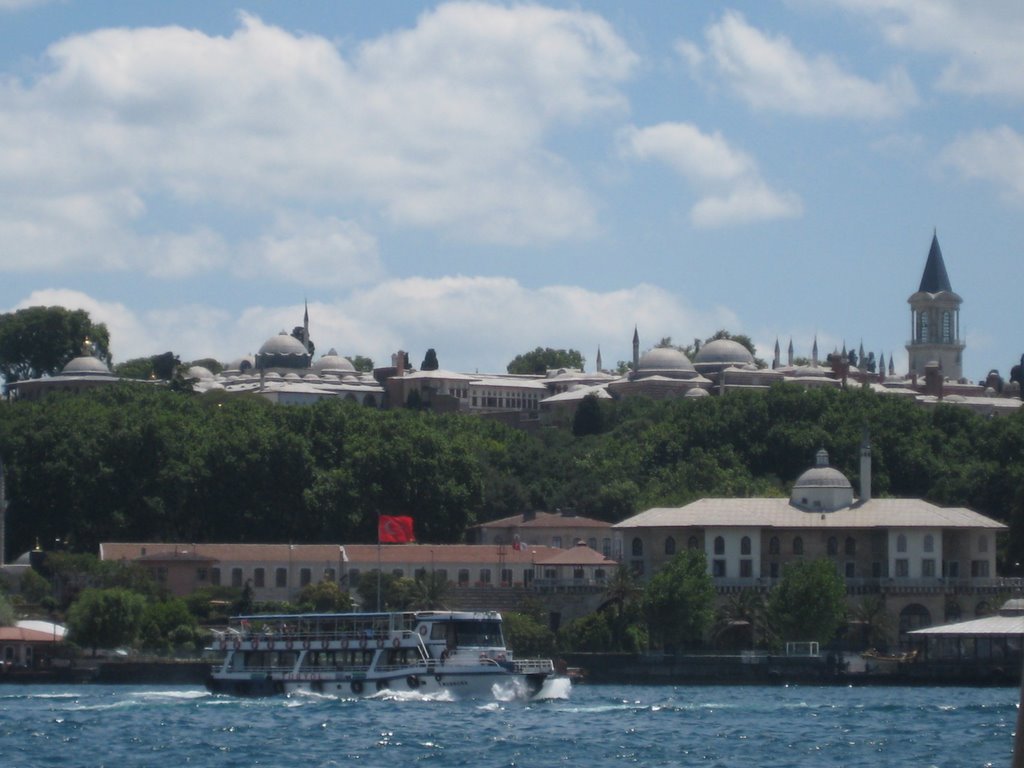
[793,450,851,488]
[790,449,853,511]
[61,356,113,376]
[638,347,695,374]
[694,338,755,367]
[258,332,309,357]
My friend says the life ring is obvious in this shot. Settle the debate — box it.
[266,637,275,650]
[252,637,260,650]
[418,625,427,636]
[233,637,241,650]
[220,637,228,650]
[359,637,368,650]
[285,638,294,650]
[351,680,364,695]
[434,674,443,683]
[302,637,311,650]
[440,649,450,664]
[377,637,385,649]
[406,675,420,689]
[321,638,330,650]
[391,637,400,648]
[342,638,349,650]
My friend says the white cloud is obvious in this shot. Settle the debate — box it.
[0,3,638,280]
[833,0,1024,102]
[685,10,916,118]
[621,123,802,227]
[941,126,1024,205]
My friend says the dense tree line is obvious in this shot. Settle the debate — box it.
[1,382,1024,569]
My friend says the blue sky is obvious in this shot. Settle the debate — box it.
[1,1,1021,381]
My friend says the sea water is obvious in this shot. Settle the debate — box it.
[0,682,1014,767]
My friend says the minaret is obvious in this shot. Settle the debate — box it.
[907,231,964,380]
[302,300,310,353]
[773,339,780,369]
[859,427,872,502]
[787,339,794,366]
[811,336,819,367]
[632,326,640,374]
[595,347,603,374]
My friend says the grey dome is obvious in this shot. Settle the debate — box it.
[694,339,755,367]
[312,348,356,374]
[258,332,308,357]
[638,347,695,373]
[187,365,214,380]
[61,356,113,376]
[684,387,710,398]
[793,449,851,489]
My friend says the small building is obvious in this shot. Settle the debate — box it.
[470,510,614,556]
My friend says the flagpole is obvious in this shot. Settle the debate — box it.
[376,511,382,612]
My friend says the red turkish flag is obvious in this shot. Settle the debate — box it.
[378,515,415,544]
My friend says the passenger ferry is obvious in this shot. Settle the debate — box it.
[206,610,556,698]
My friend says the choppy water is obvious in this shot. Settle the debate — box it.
[0,681,1015,767]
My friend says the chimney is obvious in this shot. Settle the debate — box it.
[859,428,872,502]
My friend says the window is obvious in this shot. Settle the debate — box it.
[714,536,725,555]
[324,568,336,583]
[458,569,470,586]
[924,534,934,553]
[602,539,612,557]
[588,538,597,551]
[793,537,804,555]
[945,561,959,579]
[231,567,243,588]
[196,568,208,582]
[739,559,752,578]
[391,569,404,578]
[768,537,780,555]
[971,560,990,578]
[348,568,361,586]
[897,534,907,553]
[845,562,855,578]
[595,568,606,582]
[573,566,584,580]
[919,311,929,342]
[827,537,838,556]
[872,561,882,578]
[770,562,780,579]
[501,568,513,585]
[300,568,312,586]
[551,536,563,549]
[740,536,751,556]
[254,568,265,588]
[632,538,644,557]
[211,567,221,586]
[275,568,287,588]
[436,569,448,582]
[712,560,726,578]
[844,537,856,556]
[895,559,909,577]
[942,311,952,342]
[544,567,557,579]
[922,559,936,577]
[665,537,676,556]
[480,568,492,584]
[688,536,700,550]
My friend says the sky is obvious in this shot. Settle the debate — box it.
[0,1,1021,382]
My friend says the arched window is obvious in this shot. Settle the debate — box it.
[688,535,699,550]
[631,538,644,557]
[897,534,907,553]
[942,311,952,342]
[664,536,676,556]
[793,536,804,555]
[768,536,780,555]
[844,537,856,556]
[899,604,932,636]
[919,311,929,342]
[740,536,751,556]
[714,536,725,555]
[827,537,838,556]
[923,534,934,553]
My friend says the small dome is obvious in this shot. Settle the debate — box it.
[638,347,695,373]
[792,449,851,489]
[684,387,710,398]
[61,356,113,376]
[187,365,214,380]
[225,356,254,374]
[312,348,356,374]
[694,338,755,367]
[258,332,308,357]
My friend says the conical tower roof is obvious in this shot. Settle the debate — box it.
[919,232,952,293]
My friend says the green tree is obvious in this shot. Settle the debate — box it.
[347,355,374,372]
[766,559,847,649]
[0,592,14,626]
[420,348,439,371]
[67,588,146,656]
[557,611,613,652]
[572,394,605,437]
[296,580,353,612]
[503,611,556,657]
[849,595,893,651]
[642,549,715,651]
[0,306,111,385]
[406,571,449,610]
[506,347,584,375]
[290,326,314,357]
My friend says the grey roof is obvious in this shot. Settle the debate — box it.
[910,614,1024,637]
[918,232,953,293]
[613,497,1006,531]
[694,338,755,366]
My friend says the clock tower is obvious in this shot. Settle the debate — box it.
[906,232,964,381]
